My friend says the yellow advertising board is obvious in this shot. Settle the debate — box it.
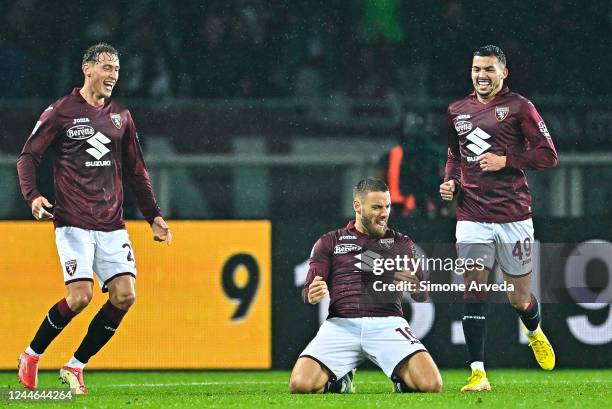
[0,221,271,369]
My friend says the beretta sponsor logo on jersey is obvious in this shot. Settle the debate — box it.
[66,124,95,140]
[495,106,509,121]
[339,235,357,240]
[455,120,473,135]
[334,243,362,255]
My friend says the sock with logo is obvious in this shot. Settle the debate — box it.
[29,299,76,355]
[514,293,540,334]
[73,301,127,364]
[462,301,486,365]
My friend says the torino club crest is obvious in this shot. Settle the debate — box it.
[65,260,77,276]
[110,113,122,129]
[495,106,509,121]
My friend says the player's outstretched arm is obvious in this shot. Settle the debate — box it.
[151,216,172,245]
[30,196,54,220]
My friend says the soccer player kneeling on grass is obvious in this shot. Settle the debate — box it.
[289,177,442,394]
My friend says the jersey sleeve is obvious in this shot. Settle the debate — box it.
[122,111,162,224]
[444,107,461,185]
[506,100,558,171]
[16,107,59,205]
[301,234,333,303]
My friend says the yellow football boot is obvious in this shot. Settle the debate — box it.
[524,325,555,370]
[460,369,491,392]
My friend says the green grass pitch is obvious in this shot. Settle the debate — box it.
[1,369,610,408]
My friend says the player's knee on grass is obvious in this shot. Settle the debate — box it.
[289,358,329,394]
[396,352,443,393]
[397,372,443,393]
[415,374,443,393]
[289,373,326,394]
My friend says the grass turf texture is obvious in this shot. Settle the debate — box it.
[1,369,610,408]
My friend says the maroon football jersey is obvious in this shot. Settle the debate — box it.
[444,87,557,222]
[17,88,161,231]
[302,220,425,318]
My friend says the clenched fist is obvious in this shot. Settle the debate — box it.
[439,180,456,201]
[307,276,328,304]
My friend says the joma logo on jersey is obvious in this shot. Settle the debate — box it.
[455,120,473,135]
[66,125,95,140]
[73,117,90,124]
[465,127,492,156]
[86,132,111,160]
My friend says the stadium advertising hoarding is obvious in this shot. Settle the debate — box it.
[0,221,271,369]
[2,218,609,369]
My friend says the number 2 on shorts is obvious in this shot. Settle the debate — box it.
[122,243,134,262]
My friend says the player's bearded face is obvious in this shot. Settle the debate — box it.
[89,53,119,98]
[357,191,391,237]
[471,56,507,99]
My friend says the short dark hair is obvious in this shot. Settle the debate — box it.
[353,177,389,198]
[473,45,506,67]
[82,43,119,65]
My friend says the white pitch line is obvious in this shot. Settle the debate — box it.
[100,381,285,388]
[99,379,612,388]
[99,381,393,388]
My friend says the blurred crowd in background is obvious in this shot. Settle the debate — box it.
[2,0,611,100]
[1,0,611,220]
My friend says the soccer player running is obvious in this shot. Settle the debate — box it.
[290,177,443,394]
[440,45,557,392]
[16,43,171,394]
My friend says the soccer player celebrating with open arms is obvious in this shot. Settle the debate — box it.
[16,43,171,394]
[440,45,557,392]
[289,177,442,394]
